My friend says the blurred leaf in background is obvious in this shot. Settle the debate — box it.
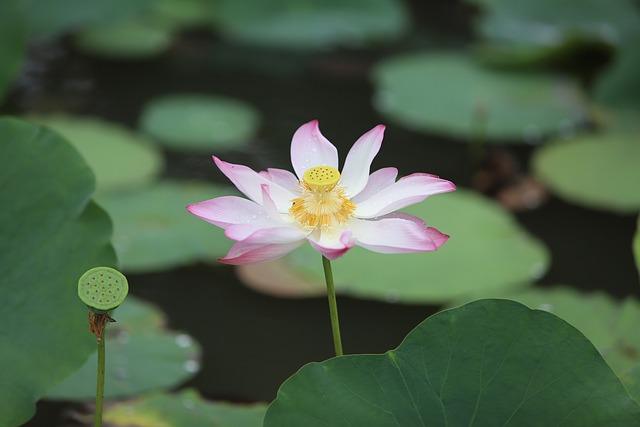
[0,1,27,102]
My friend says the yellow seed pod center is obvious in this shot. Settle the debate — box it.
[303,166,340,188]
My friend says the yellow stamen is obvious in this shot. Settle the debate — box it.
[290,166,356,231]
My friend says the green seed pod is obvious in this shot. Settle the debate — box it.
[78,267,128,313]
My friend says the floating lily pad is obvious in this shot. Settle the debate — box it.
[264,299,640,426]
[139,94,260,152]
[634,216,640,277]
[239,189,549,304]
[471,0,640,48]
[620,365,640,403]
[103,389,267,427]
[96,180,233,273]
[533,132,640,213]
[47,296,201,400]
[19,0,154,37]
[30,115,164,194]
[0,1,26,101]
[150,0,209,29]
[450,286,640,374]
[75,21,173,59]
[373,53,588,142]
[594,37,640,111]
[208,0,409,50]
[0,118,116,426]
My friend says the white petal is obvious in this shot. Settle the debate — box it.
[219,240,305,265]
[340,125,385,197]
[225,223,307,244]
[307,229,355,260]
[186,196,279,229]
[351,167,398,204]
[354,173,456,218]
[261,168,300,192]
[214,157,296,211]
[350,213,449,254]
[290,120,338,179]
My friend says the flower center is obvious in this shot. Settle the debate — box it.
[289,166,356,231]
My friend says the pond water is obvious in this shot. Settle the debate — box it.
[8,4,639,425]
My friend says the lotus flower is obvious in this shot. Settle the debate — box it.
[187,120,455,264]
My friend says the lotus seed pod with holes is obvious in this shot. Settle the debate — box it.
[78,267,128,313]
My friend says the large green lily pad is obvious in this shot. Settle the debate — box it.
[373,53,588,142]
[47,296,201,400]
[30,115,164,194]
[139,94,261,152]
[470,0,640,48]
[634,216,640,277]
[208,0,409,50]
[75,20,173,59]
[620,365,640,403]
[239,189,549,304]
[0,1,26,102]
[451,286,640,374]
[0,118,116,426]
[18,0,154,37]
[103,389,267,426]
[594,38,640,111]
[533,132,640,213]
[96,180,233,273]
[264,299,640,426]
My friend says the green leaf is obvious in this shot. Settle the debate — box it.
[450,286,640,374]
[18,0,155,37]
[634,216,640,278]
[472,0,640,48]
[47,296,201,400]
[96,180,233,273]
[139,94,261,152]
[0,117,116,426]
[373,53,587,141]
[208,0,409,50]
[0,1,26,102]
[102,389,266,426]
[594,37,640,111]
[239,189,549,303]
[30,115,164,194]
[533,132,640,213]
[264,299,640,426]
[620,365,640,403]
[75,21,173,59]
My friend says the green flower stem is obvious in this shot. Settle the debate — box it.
[322,255,343,356]
[95,330,106,427]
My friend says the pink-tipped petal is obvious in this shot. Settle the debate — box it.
[218,240,304,265]
[186,196,279,229]
[340,125,385,197]
[214,157,296,212]
[261,168,300,192]
[351,213,449,254]
[225,223,307,244]
[261,184,282,220]
[351,167,398,204]
[354,173,456,218]
[307,230,355,260]
[290,120,338,179]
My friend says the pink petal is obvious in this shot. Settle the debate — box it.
[260,184,282,220]
[225,224,307,243]
[351,213,449,254]
[290,120,338,179]
[260,168,300,192]
[307,230,355,260]
[218,240,305,265]
[351,167,398,204]
[354,173,456,218]
[340,125,385,197]
[186,196,279,229]
[214,157,296,211]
